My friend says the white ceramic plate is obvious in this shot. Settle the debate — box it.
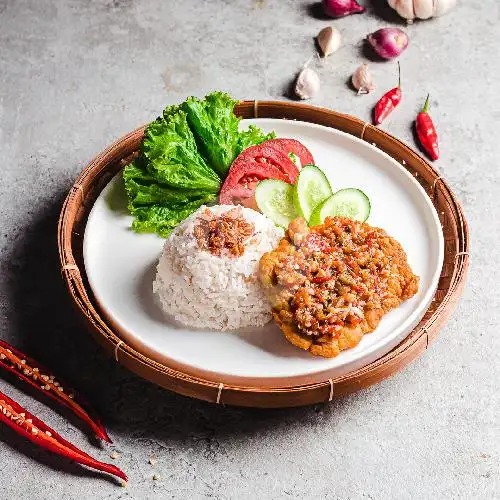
[84,119,444,388]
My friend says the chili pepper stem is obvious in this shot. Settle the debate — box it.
[397,61,401,88]
[422,93,430,113]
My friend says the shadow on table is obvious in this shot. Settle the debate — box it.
[3,193,357,460]
[367,0,407,24]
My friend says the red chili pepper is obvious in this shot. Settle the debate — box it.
[0,390,127,483]
[0,340,111,443]
[416,94,439,161]
[374,62,402,125]
[311,275,332,283]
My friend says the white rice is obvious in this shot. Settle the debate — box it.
[153,205,284,331]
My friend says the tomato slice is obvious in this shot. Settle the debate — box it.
[219,139,313,210]
[265,138,314,167]
[219,142,300,209]
[239,143,300,182]
[219,162,289,210]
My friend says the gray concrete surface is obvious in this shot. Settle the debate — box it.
[0,1,498,498]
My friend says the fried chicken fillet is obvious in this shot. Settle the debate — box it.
[259,217,419,358]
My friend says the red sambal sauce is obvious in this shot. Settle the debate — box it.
[278,217,402,338]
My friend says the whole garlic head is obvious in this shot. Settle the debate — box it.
[295,67,320,100]
[387,0,456,22]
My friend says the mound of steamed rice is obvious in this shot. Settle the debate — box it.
[153,205,284,331]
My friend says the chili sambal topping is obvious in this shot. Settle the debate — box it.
[259,216,419,358]
[193,207,255,258]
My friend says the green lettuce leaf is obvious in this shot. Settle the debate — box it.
[142,112,220,191]
[123,108,221,237]
[236,125,276,156]
[123,91,275,238]
[124,158,217,237]
[130,196,217,238]
[181,91,275,178]
[124,164,215,207]
[181,92,240,178]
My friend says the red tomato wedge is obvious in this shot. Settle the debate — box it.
[241,143,300,181]
[264,138,314,167]
[219,142,300,209]
[219,162,289,210]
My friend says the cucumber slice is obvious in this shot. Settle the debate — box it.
[293,165,333,222]
[255,179,298,228]
[309,188,371,225]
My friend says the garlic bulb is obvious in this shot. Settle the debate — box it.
[387,0,456,22]
[295,67,320,100]
[317,26,342,57]
[351,64,375,94]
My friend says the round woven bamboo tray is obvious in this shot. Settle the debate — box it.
[58,101,469,408]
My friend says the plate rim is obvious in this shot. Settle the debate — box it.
[58,100,469,407]
[82,118,445,388]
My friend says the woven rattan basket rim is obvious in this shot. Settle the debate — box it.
[58,101,469,407]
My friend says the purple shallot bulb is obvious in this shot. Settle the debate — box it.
[322,0,366,19]
[367,28,409,60]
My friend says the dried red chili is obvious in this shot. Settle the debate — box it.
[416,94,439,161]
[0,390,127,483]
[373,62,402,125]
[0,340,111,442]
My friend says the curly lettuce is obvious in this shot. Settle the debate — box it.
[142,114,220,191]
[123,92,274,237]
[236,124,275,156]
[124,111,220,237]
[181,92,275,178]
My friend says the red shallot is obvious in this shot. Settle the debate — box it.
[322,0,365,19]
[367,28,408,60]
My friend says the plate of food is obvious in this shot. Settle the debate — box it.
[80,92,445,389]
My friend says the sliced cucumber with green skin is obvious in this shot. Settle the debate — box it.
[255,179,298,228]
[293,165,333,222]
[309,188,371,225]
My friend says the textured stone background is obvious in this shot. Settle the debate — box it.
[0,1,498,499]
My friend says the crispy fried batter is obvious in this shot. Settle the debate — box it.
[259,216,419,358]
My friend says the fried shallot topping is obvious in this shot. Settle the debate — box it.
[193,207,255,258]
